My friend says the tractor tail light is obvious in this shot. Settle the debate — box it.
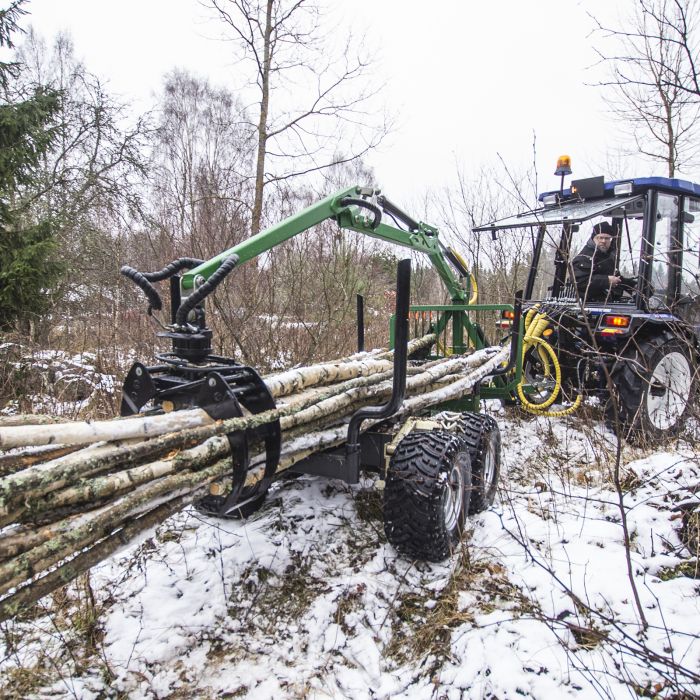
[600,314,631,335]
[602,314,630,328]
[497,309,515,329]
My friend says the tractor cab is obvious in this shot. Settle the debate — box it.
[475,173,700,338]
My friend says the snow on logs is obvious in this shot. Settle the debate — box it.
[0,334,508,619]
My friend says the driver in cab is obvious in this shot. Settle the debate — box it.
[571,222,626,302]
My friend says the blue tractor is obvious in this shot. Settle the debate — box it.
[474,161,699,440]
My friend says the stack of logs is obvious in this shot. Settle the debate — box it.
[0,334,508,620]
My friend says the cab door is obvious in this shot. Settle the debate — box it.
[648,192,682,311]
[676,196,700,334]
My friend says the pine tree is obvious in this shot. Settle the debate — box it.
[0,1,61,330]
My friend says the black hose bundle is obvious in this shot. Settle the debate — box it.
[140,258,205,282]
[120,258,205,313]
[175,255,240,326]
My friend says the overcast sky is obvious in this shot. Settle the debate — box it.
[22,0,665,207]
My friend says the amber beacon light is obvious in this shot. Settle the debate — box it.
[555,155,572,176]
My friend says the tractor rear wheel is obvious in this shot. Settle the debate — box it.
[384,430,471,562]
[607,333,696,441]
[458,412,502,514]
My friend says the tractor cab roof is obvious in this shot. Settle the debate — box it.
[473,176,700,233]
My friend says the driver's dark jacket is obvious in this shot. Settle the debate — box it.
[571,240,616,301]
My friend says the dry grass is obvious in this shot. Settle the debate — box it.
[386,545,525,668]
[0,572,115,699]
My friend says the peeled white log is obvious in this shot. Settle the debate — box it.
[265,358,393,398]
[264,333,437,398]
[0,409,215,451]
[397,346,509,415]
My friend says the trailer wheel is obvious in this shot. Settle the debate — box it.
[458,413,501,514]
[607,333,696,441]
[384,430,471,562]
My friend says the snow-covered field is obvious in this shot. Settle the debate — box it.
[1,410,698,699]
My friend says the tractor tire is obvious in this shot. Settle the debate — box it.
[607,333,696,441]
[384,430,471,562]
[457,412,502,515]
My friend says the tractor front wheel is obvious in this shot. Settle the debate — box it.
[607,334,696,441]
[384,430,471,562]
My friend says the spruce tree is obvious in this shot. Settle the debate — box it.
[0,1,61,330]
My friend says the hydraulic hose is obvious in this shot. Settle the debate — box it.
[375,194,418,231]
[141,257,205,282]
[516,335,561,410]
[120,265,163,312]
[515,306,583,417]
[340,196,382,229]
[120,258,205,313]
[468,271,478,305]
[175,254,239,327]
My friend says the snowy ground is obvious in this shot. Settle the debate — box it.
[1,409,699,699]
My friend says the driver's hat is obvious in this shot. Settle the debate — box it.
[592,221,614,238]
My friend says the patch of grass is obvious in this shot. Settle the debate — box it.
[565,621,609,650]
[227,554,322,635]
[387,548,523,667]
[0,664,54,700]
[157,525,198,544]
[681,510,699,558]
[334,582,367,634]
[630,679,684,698]
[618,467,644,491]
[657,559,700,580]
[0,573,115,698]
[353,488,383,523]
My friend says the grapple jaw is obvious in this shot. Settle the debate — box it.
[120,354,281,518]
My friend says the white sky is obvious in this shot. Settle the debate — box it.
[22,0,668,207]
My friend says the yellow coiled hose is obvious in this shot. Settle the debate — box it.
[516,305,582,416]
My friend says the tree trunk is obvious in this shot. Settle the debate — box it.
[251,0,274,235]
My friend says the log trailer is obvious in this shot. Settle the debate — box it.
[120,187,525,562]
[474,159,700,440]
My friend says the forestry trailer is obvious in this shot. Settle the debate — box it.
[474,159,699,441]
[120,188,524,562]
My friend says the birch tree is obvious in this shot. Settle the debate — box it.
[593,0,700,176]
[208,0,387,234]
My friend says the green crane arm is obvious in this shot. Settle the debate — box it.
[180,186,468,303]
